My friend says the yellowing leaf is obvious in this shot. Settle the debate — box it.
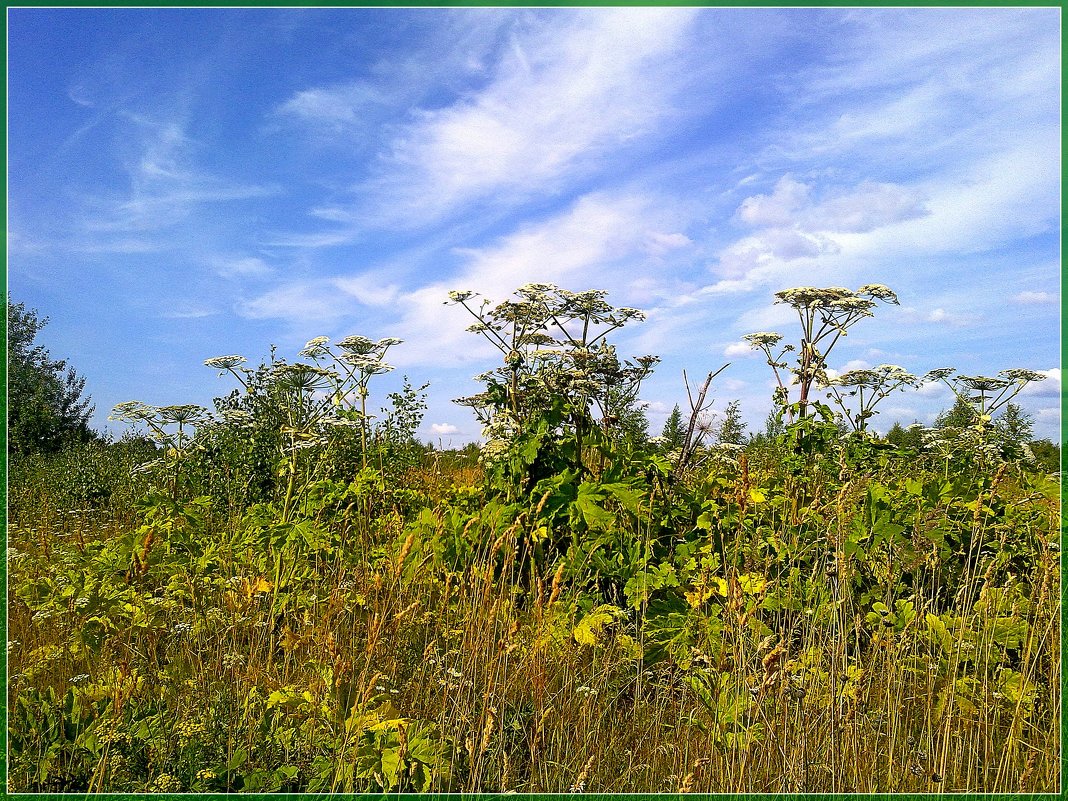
[243,576,272,599]
[738,573,767,595]
[685,587,715,608]
[572,604,623,646]
[748,488,767,504]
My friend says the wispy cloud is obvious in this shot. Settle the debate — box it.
[275,9,699,235]
[74,114,277,253]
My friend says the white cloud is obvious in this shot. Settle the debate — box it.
[735,175,927,234]
[237,281,354,325]
[334,274,401,307]
[883,405,917,418]
[709,175,927,293]
[736,175,811,227]
[644,231,692,256]
[724,341,755,357]
[389,191,671,366]
[161,305,217,319]
[915,380,948,398]
[897,306,977,327]
[73,114,277,253]
[1014,290,1057,305]
[838,359,871,372]
[213,256,273,278]
[431,423,460,435]
[276,82,387,132]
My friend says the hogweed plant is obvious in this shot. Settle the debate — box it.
[204,336,401,519]
[919,367,1047,467]
[744,284,900,422]
[108,401,212,499]
[819,364,919,433]
[447,284,658,481]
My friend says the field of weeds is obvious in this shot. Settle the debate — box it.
[7,283,1061,793]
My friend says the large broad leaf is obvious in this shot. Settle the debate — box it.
[624,562,679,609]
[600,481,646,516]
[573,483,614,530]
[573,604,624,646]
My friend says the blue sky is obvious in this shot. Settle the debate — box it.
[8,7,1061,444]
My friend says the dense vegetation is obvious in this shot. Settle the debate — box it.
[7,285,1061,793]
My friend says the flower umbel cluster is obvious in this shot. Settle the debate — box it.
[744,284,900,422]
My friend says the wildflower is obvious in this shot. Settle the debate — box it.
[857,283,900,303]
[446,290,476,303]
[299,336,330,358]
[517,282,557,294]
[195,769,217,782]
[273,363,336,391]
[157,404,208,424]
[203,355,247,370]
[743,331,784,348]
[1000,368,1046,383]
[109,400,156,421]
[957,374,1010,393]
[341,352,394,374]
[70,673,90,683]
[337,335,376,353]
[149,774,183,793]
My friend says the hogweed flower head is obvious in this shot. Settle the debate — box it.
[957,374,1011,393]
[204,355,247,370]
[273,363,336,391]
[342,352,394,374]
[110,401,156,422]
[157,404,209,425]
[743,332,784,348]
[299,336,330,358]
[1000,368,1046,383]
[337,335,376,354]
[857,283,899,303]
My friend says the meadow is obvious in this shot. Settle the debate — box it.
[6,283,1061,793]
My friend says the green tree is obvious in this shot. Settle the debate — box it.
[8,301,95,457]
[886,421,922,450]
[993,402,1033,448]
[715,399,747,445]
[934,395,977,430]
[1029,439,1061,474]
[660,404,685,450]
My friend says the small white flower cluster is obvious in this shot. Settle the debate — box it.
[171,621,193,637]
[204,355,248,371]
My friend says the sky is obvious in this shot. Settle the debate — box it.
[8,7,1062,445]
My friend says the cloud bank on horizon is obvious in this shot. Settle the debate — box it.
[9,7,1061,443]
